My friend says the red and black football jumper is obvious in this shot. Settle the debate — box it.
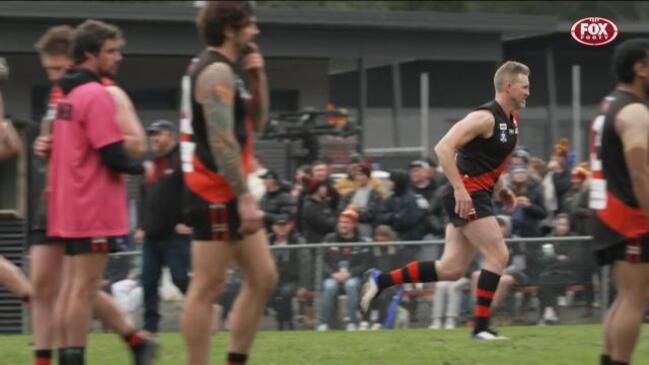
[589,89,649,266]
[442,100,519,227]
[180,49,254,242]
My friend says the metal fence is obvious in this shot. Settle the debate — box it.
[23,236,606,333]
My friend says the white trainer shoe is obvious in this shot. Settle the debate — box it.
[444,317,457,329]
[359,269,381,315]
[543,307,559,323]
[472,329,508,340]
[316,324,329,332]
[428,318,442,330]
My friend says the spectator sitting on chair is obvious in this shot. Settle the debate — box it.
[560,164,591,236]
[378,170,427,259]
[318,209,371,331]
[498,164,547,237]
[362,225,405,330]
[298,160,339,237]
[430,274,470,330]
[260,170,295,231]
[535,214,589,325]
[335,154,385,198]
[339,162,383,238]
[301,180,338,244]
[268,214,310,330]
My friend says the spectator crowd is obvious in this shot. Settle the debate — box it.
[119,132,598,332]
[236,137,596,330]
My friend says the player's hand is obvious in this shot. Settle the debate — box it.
[454,187,474,219]
[175,223,193,235]
[242,43,265,78]
[33,135,52,159]
[134,229,145,244]
[238,193,264,235]
[499,188,517,213]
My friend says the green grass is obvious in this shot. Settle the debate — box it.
[2,324,648,364]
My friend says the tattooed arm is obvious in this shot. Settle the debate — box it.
[242,43,269,132]
[196,62,248,195]
[196,62,263,234]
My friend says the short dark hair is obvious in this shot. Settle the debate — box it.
[35,25,74,56]
[612,38,649,83]
[196,1,254,47]
[72,19,122,64]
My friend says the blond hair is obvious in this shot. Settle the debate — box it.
[494,61,530,92]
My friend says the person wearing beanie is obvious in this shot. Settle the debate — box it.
[339,162,383,238]
[560,165,592,236]
[318,210,371,331]
[507,163,548,237]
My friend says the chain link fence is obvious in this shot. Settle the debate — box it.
[23,236,607,333]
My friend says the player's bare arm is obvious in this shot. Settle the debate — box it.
[106,85,146,158]
[196,62,248,196]
[616,102,649,216]
[242,43,269,132]
[434,110,495,218]
[196,62,263,235]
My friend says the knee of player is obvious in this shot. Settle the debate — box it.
[71,283,102,300]
[493,245,510,270]
[189,276,226,300]
[500,274,515,286]
[248,267,278,296]
[31,276,58,301]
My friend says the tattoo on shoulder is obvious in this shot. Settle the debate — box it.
[197,63,248,196]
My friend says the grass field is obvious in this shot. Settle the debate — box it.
[2,324,648,364]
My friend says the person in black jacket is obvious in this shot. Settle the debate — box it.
[259,170,295,231]
[378,170,427,241]
[268,215,310,330]
[339,164,383,237]
[135,120,191,334]
[301,180,338,244]
[498,165,547,238]
[317,210,371,331]
[378,169,427,262]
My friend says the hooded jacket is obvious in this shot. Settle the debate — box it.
[378,170,427,241]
